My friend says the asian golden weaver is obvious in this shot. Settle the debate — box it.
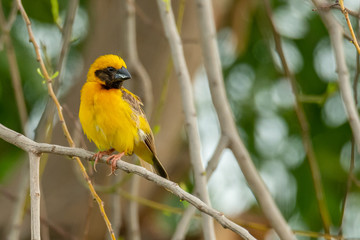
[79,54,168,179]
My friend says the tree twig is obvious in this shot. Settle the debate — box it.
[156,1,216,239]
[264,0,331,234]
[191,0,296,239]
[338,0,360,54]
[16,1,115,239]
[29,152,41,240]
[0,0,27,129]
[122,0,155,238]
[55,0,79,91]
[312,0,360,153]
[123,0,153,114]
[0,2,32,238]
[172,135,229,240]
[0,123,256,240]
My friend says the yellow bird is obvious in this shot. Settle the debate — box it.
[79,54,168,179]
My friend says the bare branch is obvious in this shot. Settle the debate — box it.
[55,0,79,91]
[312,0,360,154]
[171,205,196,240]
[29,152,41,240]
[338,0,360,54]
[125,176,141,240]
[106,175,122,240]
[156,1,216,239]
[16,1,115,238]
[122,0,155,237]
[264,0,331,233]
[123,0,153,114]
[0,0,27,129]
[172,136,229,240]
[315,4,360,18]
[205,136,230,178]
[0,123,256,240]
[192,0,296,240]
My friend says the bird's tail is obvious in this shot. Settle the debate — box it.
[151,155,168,179]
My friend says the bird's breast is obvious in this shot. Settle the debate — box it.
[79,82,139,153]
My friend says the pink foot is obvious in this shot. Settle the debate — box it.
[106,152,125,175]
[93,148,115,172]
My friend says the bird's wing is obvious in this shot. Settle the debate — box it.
[121,88,143,118]
[121,89,157,155]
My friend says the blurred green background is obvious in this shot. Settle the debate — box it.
[0,0,359,239]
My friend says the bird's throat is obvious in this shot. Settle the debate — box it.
[102,81,123,90]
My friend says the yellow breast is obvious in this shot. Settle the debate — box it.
[79,82,139,154]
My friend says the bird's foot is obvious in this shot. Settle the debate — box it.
[106,152,125,176]
[93,148,115,172]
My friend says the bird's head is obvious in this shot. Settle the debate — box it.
[87,54,131,89]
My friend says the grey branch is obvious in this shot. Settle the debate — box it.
[0,123,256,240]
[29,152,41,240]
[156,1,216,240]
[188,0,296,239]
[312,0,360,153]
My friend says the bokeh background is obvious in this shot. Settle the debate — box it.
[0,0,360,239]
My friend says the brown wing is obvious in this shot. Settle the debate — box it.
[121,89,168,178]
[121,88,157,154]
[121,88,144,117]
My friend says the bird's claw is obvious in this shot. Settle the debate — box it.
[92,148,115,172]
[106,152,125,176]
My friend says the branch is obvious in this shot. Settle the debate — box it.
[0,123,256,240]
[122,0,154,238]
[156,1,216,240]
[312,0,360,153]
[29,152,41,240]
[123,0,153,114]
[338,0,360,55]
[192,0,296,240]
[16,1,115,239]
[264,0,331,233]
[172,136,229,240]
[0,0,27,129]
[55,0,79,90]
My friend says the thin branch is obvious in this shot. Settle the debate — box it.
[1,188,78,240]
[205,136,230,178]
[6,161,29,240]
[171,205,197,240]
[29,152,41,240]
[0,123,256,240]
[0,2,32,238]
[55,0,79,91]
[339,0,360,55]
[16,1,115,239]
[316,4,360,18]
[193,0,296,239]
[312,0,360,153]
[122,0,155,238]
[106,174,122,240]
[339,45,360,237]
[123,0,153,114]
[125,175,141,240]
[172,135,229,240]
[0,0,27,129]
[156,1,216,240]
[264,0,331,234]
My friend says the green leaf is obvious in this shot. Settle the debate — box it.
[50,0,61,25]
[51,71,59,79]
[37,68,44,79]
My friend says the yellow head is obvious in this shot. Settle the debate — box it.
[87,54,131,89]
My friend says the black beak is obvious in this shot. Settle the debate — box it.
[114,67,131,81]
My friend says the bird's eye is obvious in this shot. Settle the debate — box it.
[107,67,116,72]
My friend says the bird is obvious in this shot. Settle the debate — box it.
[79,54,168,179]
